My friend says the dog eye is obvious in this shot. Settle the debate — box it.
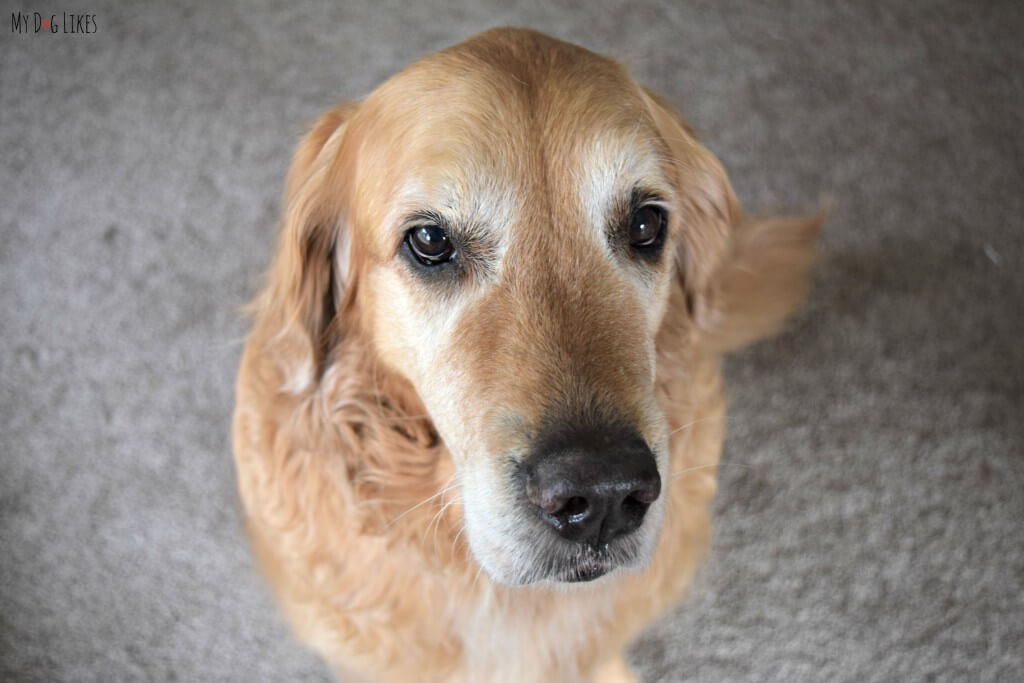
[628,205,667,249]
[406,224,455,265]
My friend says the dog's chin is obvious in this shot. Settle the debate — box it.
[551,554,619,584]
[471,535,650,588]
[563,563,611,583]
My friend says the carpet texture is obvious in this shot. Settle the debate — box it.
[2,0,1022,681]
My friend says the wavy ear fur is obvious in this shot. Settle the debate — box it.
[703,211,824,353]
[252,102,359,393]
[643,89,822,354]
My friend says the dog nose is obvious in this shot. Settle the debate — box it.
[525,437,661,548]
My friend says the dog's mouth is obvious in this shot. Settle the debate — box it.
[467,512,656,586]
[563,559,612,583]
[547,544,622,584]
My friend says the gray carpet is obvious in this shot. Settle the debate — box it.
[2,0,1022,681]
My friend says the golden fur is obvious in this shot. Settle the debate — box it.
[233,28,821,682]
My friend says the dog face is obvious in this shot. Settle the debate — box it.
[264,29,819,586]
[357,54,680,585]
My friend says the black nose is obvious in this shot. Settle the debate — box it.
[525,434,661,548]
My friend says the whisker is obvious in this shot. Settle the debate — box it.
[424,496,461,553]
[383,413,433,422]
[451,524,467,556]
[470,563,486,593]
[667,414,726,437]
[383,473,458,529]
[218,335,248,350]
[669,462,755,482]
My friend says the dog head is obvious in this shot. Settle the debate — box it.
[256,29,820,585]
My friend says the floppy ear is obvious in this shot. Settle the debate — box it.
[253,102,360,393]
[643,89,822,353]
[703,211,824,353]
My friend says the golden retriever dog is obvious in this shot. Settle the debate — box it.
[232,27,821,683]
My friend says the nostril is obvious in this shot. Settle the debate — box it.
[620,493,649,522]
[632,476,661,505]
[561,496,589,522]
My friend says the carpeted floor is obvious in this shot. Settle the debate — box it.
[2,1,1022,681]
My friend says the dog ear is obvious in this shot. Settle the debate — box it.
[642,89,822,353]
[703,211,824,352]
[641,89,739,328]
[254,102,360,392]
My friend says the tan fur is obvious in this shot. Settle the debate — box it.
[233,28,821,682]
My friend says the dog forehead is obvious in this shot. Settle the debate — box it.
[356,30,656,161]
[349,34,670,248]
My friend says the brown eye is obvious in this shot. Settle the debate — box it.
[628,205,667,248]
[406,224,454,265]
